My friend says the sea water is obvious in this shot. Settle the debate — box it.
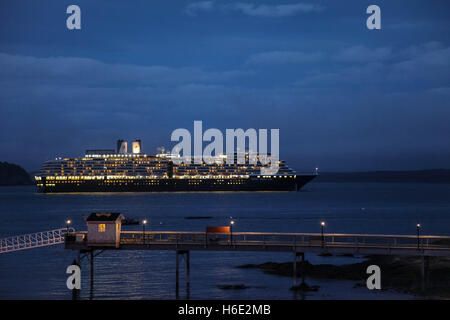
[1,182,449,299]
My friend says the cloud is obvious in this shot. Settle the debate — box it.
[387,45,450,85]
[230,2,323,17]
[1,44,450,172]
[184,1,215,16]
[184,2,324,17]
[0,53,250,87]
[400,41,444,60]
[247,51,324,64]
[335,45,392,63]
[296,42,450,91]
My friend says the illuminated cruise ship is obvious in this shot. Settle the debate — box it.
[35,140,317,193]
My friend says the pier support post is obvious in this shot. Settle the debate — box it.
[300,252,306,286]
[293,252,297,287]
[175,250,190,299]
[421,255,430,292]
[186,250,190,299]
[176,250,180,299]
[90,250,94,300]
[293,252,306,288]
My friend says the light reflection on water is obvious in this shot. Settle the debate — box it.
[1,182,449,299]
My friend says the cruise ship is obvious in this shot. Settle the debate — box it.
[35,140,317,193]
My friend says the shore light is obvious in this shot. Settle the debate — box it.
[417,223,421,249]
[320,221,325,247]
[142,219,147,243]
[230,218,235,246]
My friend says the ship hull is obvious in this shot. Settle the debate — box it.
[37,175,316,193]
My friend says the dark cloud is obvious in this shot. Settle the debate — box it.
[1,41,449,172]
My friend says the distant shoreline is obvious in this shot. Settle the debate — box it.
[0,162,33,186]
[314,169,450,184]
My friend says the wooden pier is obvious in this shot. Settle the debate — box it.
[65,230,450,298]
[2,223,450,298]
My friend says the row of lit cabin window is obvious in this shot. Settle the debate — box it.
[37,175,296,182]
[41,169,291,175]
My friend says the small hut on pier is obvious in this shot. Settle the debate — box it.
[86,212,124,248]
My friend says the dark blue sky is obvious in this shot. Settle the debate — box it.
[0,1,449,171]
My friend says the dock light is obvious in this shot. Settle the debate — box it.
[142,219,147,243]
[320,221,325,247]
[230,219,235,246]
[66,219,71,232]
[417,223,421,249]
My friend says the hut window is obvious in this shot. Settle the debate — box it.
[98,224,106,232]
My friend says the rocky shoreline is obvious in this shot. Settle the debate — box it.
[237,255,450,299]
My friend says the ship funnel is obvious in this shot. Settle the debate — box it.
[132,140,141,154]
[117,140,128,154]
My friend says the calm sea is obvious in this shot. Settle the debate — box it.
[1,182,449,300]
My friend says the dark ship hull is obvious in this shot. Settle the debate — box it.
[37,175,316,193]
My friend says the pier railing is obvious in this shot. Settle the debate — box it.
[4,229,449,256]
[115,231,450,255]
[0,228,75,254]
